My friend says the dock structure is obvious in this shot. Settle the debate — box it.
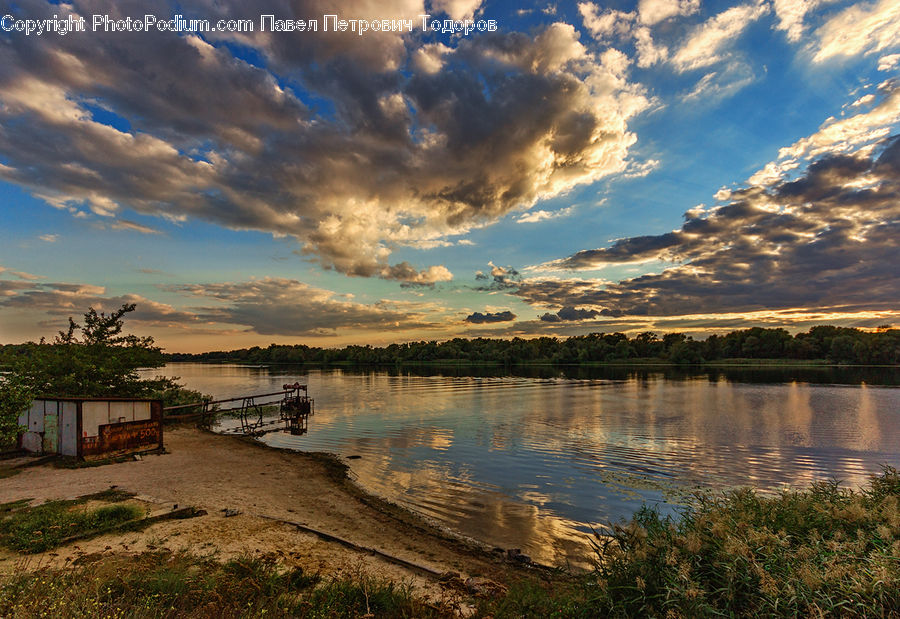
[162,382,314,436]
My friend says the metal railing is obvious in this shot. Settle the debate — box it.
[162,383,313,435]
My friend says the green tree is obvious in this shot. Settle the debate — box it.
[1,304,203,442]
[12,304,168,398]
[0,375,32,444]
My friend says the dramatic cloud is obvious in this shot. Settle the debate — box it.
[0,278,198,328]
[519,133,900,319]
[171,277,445,335]
[0,0,649,284]
[0,269,447,337]
[464,310,517,323]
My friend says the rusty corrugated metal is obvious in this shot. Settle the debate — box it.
[80,401,163,460]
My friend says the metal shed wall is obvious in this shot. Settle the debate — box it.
[18,398,163,459]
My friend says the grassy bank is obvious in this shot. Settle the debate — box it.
[2,468,899,617]
[0,490,144,553]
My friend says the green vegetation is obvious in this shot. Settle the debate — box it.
[0,379,32,445]
[483,467,900,617]
[1,468,899,617]
[0,495,144,553]
[582,466,900,617]
[0,551,449,618]
[0,304,209,444]
[160,325,900,367]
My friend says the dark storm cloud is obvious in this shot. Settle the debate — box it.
[464,310,517,324]
[0,1,648,283]
[521,135,900,317]
[539,306,601,322]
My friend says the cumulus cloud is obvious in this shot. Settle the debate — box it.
[637,0,700,25]
[0,0,649,284]
[383,262,454,287]
[473,262,522,290]
[578,4,635,39]
[38,234,58,243]
[464,310,517,323]
[518,135,900,318]
[577,4,668,68]
[671,1,770,72]
[812,0,900,62]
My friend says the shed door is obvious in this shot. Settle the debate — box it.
[59,402,78,456]
[42,402,59,453]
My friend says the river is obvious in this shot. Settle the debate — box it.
[149,363,900,568]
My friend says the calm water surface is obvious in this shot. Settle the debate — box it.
[151,363,900,568]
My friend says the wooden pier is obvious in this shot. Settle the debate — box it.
[162,383,314,436]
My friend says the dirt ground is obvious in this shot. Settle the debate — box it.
[0,427,534,601]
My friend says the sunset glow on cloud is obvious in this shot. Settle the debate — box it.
[1,0,898,350]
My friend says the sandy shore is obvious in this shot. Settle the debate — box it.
[0,427,532,597]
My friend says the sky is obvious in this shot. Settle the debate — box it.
[0,0,898,352]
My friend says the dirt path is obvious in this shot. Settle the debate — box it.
[0,427,530,598]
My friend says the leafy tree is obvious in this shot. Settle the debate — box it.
[1,304,204,442]
[0,375,32,444]
[12,304,168,398]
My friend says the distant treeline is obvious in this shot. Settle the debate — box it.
[153,326,900,366]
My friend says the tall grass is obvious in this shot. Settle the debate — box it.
[1,468,899,617]
[481,466,900,618]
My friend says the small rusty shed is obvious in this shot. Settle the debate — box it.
[18,397,163,460]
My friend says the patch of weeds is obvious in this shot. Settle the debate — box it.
[0,499,144,553]
[0,551,413,619]
[302,573,447,618]
[0,499,32,515]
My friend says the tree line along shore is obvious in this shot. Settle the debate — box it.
[156,325,900,366]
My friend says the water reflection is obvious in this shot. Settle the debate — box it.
[150,363,900,569]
